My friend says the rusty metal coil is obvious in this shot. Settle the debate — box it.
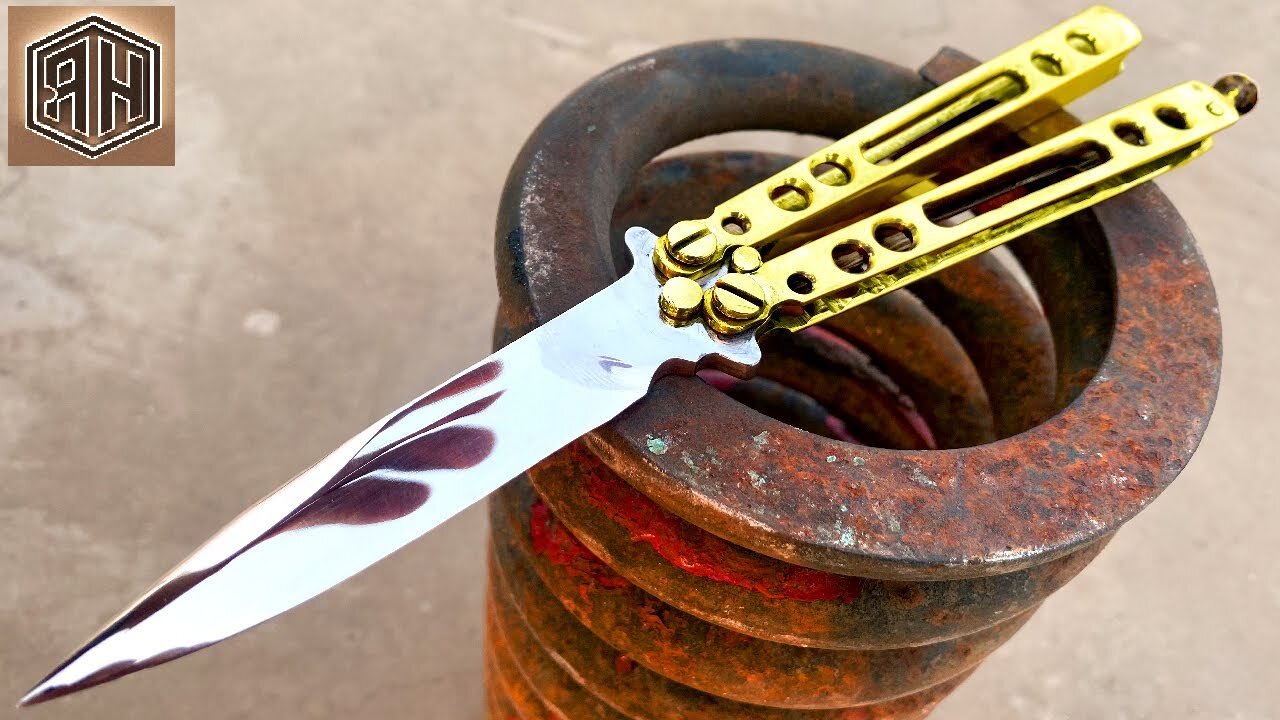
[486,41,1220,718]
[491,478,1038,709]
[487,531,971,720]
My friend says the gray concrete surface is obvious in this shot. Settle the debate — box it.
[0,1,1275,718]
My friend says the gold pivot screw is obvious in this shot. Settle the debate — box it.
[664,220,719,265]
[658,277,704,324]
[728,245,762,274]
[709,273,767,321]
[1213,73,1258,115]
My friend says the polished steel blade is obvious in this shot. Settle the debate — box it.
[21,228,760,706]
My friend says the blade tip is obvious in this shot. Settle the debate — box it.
[16,644,132,708]
[17,659,130,707]
[17,682,64,708]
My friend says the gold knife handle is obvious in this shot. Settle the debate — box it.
[651,5,1142,280]
[698,78,1252,335]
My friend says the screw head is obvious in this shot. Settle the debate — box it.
[1213,73,1258,115]
[709,273,766,321]
[728,245,762,274]
[664,220,718,265]
[658,277,704,323]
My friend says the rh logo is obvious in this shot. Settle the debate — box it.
[26,15,161,158]
[8,6,174,166]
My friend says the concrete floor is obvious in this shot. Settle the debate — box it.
[1,1,1275,718]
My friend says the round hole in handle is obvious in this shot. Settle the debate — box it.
[809,154,853,187]
[873,221,917,252]
[786,272,815,295]
[769,179,813,212]
[1031,52,1066,77]
[1155,106,1191,130]
[1112,121,1148,146]
[1066,30,1101,55]
[832,241,872,274]
[721,212,750,235]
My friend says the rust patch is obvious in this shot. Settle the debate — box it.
[572,442,864,603]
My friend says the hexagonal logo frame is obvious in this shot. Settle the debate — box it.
[25,15,161,159]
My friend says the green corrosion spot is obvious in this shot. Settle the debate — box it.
[752,431,770,448]
[826,455,838,463]
[680,451,702,474]
[645,435,668,455]
[852,456,866,467]
[834,519,855,546]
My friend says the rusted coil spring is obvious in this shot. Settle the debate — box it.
[486,42,1220,718]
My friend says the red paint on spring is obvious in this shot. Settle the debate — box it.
[528,498,630,604]
[570,444,864,604]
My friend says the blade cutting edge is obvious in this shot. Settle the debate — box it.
[20,227,759,706]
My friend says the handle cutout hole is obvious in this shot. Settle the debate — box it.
[1155,106,1191,130]
[1031,52,1066,76]
[1113,121,1148,146]
[860,72,1028,166]
[787,272,815,295]
[832,242,872,273]
[769,179,813,212]
[923,141,1111,227]
[873,221,917,252]
[1066,31,1101,55]
[810,154,853,186]
[721,213,750,235]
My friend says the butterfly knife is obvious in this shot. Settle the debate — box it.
[22,5,1256,706]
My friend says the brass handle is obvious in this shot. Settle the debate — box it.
[725,79,1251,334]
[650,6,1256,337]
[651,5,1143,280]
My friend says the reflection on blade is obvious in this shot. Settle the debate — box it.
[20,228,760,706]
